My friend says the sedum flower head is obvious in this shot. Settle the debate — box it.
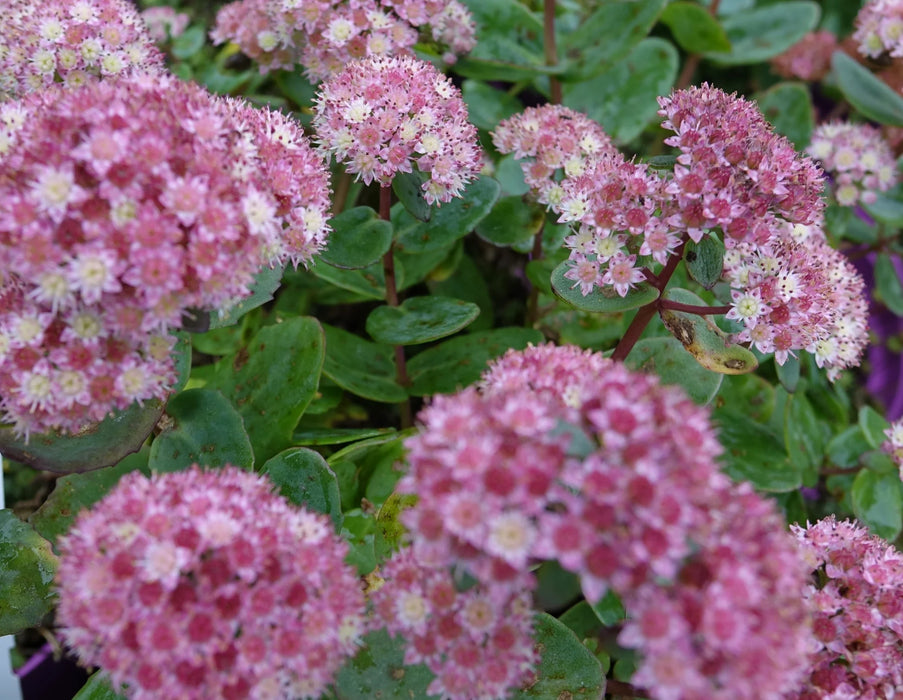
[788,517,903,699]
[211,0,476,82]
[807,122,898,207]
[313,54,481,203]
[883,418,903,480]
[0,73,331,435]
[141,6,191,43]
[402,344,813,699]
[854,0,903,59]
[56,466,366,700]
[0,0,164,100]
[770,31,837,81]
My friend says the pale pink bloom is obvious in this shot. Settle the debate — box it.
[771,31,838,81]
[882,418,903,480]
[141,6,190,43]
[56,466,365,700]
[854,0,903,58]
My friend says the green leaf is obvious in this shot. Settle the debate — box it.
[394,176,500,254]
[559,601,604,640]
[366,296,480,345]
[776,355,801,393]
[704,2,820,65]
[462,80,523,132]
[170,25,206,59]
[321,207,393,270]
[714,410,801,491]
[564,38,678,144]
[660,289,758,375]
[684,235,724,289]
[551,260,660,313]
[322,324,407,403]
[0,400,163,474]
[827,426,872,469]
[874,252,903,315]
[756,82,815,149]
[475,196,545,248]
[211,317,325,462]
[428,254,495,332]
[261,448,342,529]
[209,265,283,330]
[863,190,903,227]
[148,389,253,472]
[374,492,417,554]
[392,171,431,222]
[565,0,668,77]
[851,469,903,540]
[660,1,731,53]
[535,561,582,611]
[626,336,723,404]
[292,427,397,446]
[311,257,391,300]
[333,629,437,699]
[784,393,830,485]
[832,51,903,126]
[72,672,127,700]
[859,405,891,449]
[513,614,605,698]
[406,327,544,396]
[0,510,57,634]
[591,590,626,626]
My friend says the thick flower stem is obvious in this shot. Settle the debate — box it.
[380,186,412,428]
[543,0,562,104]
[332,171,354,215]
[610,234,689,362]
[524,223,545,327]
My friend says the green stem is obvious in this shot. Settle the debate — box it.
[380,186,412,429]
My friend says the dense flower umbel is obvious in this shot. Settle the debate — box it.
[854,0,903,59]
[402,344,814,699]
[788,517,903,699]
[141,6,191,43]
[211,0,476,82]
[723,222,869,379]
[770,31,838,81]
[807,123,898,206]
[0,0,164,100]
[0,74,331,434]
[492,104,617,209]
[313,55,481,203]
[370,548,538,699]
[56,466,366,700]
[883,418,903,480]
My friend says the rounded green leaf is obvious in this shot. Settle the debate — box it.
[322,207,394,269]
[0,510,57,635]
[714,410,801,491]
[832,51,903,127]
[0,399,163,474]
[704,2,820,65]
[626,336,723,405]
[170,25,206,59]
[660,1,731,53]
[210,317,325,462]
[874,252,903,315]
[261,448,342,529]
[31,451,148,548]
[322,324,407,403]
[684,235,725,290]
[406,327,543,396]
[392,170,432,222]
[776,355,801,393]
[475,196,545,248]
[148,389,254,473]
[366,296,480,345]
[551,260,660,313]
[513,613,605,698]
[784,393,830,485]
[851,469,903,541]
[462,80,523,132]
[756,82,815,149]
[591,589,627,627]
[333,629,437,699]
[859,405,891,449]
[827,426,872,469]
[73,672,126,700]
[209,265,283,330]
[310,257,391,300]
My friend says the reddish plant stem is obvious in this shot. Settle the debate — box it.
[332,170,353,216]
[525,223,545,327]
[658,299,732,316]
[674,0,721,90]
[610,234,688,362]
[380,186,412,429]
[543,0,562,104]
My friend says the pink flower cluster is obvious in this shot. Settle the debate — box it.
[393,344,813,699]
[883,418,903,480]
[854,0,903,59]
[788,517,903,699]
[0,0,164,100]
[370,548,538,699]
[0,73,331,435]
[313,54,481,203]
[56,466,366,700]
[141,6,191,43]
[492,104,617,209]
[770,31,838,81]
[211,0,476,82]
[723,221,869,379]
[807,123,898,206]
